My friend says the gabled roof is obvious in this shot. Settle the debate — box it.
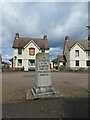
[12,36,49,50]
[57,55,64,62]
[9,57,13,61]
[66,39,90,50]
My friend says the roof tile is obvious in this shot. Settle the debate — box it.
[13,37,49,50]
[66,39,90,50]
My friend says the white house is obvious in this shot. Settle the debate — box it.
[50,62,53,69]
[11,33,49,71]
[0,54,2,72]
[63,36,90,69]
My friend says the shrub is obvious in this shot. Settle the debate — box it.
[64,67,72,72]
[63,67,89,72]
[86,89,90,94]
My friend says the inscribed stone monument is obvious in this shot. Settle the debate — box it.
[31,53,55,98]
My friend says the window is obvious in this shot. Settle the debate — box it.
[18,59,22,66]
[76,60,79,66]
[18,48,22,55]
[75,50,79,57]
[86,51,90,56]
[42,49,45,53]
[28,59,35,66]
[86,61,90,66]
[29,48,35,56]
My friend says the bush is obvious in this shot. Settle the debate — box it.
[88,67,90,72]
[2,67,24,72]
[63,67,89,72]
[59,65,65,71]
[77,68,89,72]
[64,67,72,72]
[86,89,90,94]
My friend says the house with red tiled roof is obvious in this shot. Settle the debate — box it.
[63,36,90,69]
[11,33,49,71]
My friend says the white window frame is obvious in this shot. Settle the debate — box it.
[28,59,35,66]
[75,50,79,57]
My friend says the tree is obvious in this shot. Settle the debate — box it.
[51,58,57,64]
[52,58,58,69]
[86,26,90,30]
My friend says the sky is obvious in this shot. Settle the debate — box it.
[1,1,88,61]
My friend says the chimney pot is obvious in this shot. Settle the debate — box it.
[15,33,19,39]
[43,35,47,39]
[65,36,69,40]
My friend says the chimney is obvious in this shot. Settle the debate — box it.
[15,33,19,39]
[43,35,47,40]
[88,34,90,40]
[65,36,69,40]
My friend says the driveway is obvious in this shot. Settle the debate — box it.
[2,71,88,103]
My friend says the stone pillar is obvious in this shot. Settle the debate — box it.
[31,53,55,98]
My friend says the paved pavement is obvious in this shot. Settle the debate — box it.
[2,71,88,103]
[2,97,88,118]
[2,71,89,118]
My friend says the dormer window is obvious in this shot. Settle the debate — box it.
[29,48,35,56]
[18,48,22,55]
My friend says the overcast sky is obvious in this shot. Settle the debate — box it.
[1,1,88,61]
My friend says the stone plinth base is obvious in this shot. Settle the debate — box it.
[31,86,56,99]
[26,88,63,100]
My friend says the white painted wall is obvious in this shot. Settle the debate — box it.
[70,43,89,68]
[13,41,49,71]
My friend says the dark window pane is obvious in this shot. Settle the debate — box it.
[87,61,90,66]
[42,49,45,53]
[86,51,90,56]
[75,50,79,57]
[18,59,22,66]
[76,60,79,66]
[18,48,22,55]
[28,59,35,66]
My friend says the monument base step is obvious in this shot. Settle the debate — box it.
[26,87,63,100]
[32,89,55,99]
[31,86,56,98]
